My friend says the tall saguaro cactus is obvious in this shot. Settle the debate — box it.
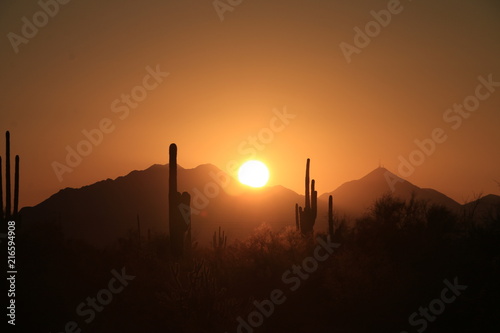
[295,158,317,235]
[0,157,3,223]
[168,143,191,258]
[1,131,20,223]
[328,195,334,241]
[14,155,19,217]
[6,131,11,220]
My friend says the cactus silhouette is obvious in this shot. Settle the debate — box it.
[1,131,20,223]
[328,195,334,240]
[0,156,3,223]
[212,226,227,251]
[14,155,19,217]
[295,158,317,235]
[6,131,11,220]
[168,143,191,258]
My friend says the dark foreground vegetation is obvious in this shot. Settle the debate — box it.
[16,195,500,333]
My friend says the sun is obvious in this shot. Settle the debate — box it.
[238,160,270,188]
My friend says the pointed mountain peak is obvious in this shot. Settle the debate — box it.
[334,166,411,193]
[358,166,402,182]
[319,167,461,218]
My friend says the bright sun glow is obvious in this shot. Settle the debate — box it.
[238,160,270,188]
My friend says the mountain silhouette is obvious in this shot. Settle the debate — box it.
[463,193,500,222]
[20,165,497,247]
[318,167,462,218]
[20,164,302,247]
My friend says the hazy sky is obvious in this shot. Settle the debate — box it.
[1,0,499,208]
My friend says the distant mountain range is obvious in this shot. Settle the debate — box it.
[21,165,500,247]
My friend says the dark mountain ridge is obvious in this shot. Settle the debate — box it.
[20,165,499,247]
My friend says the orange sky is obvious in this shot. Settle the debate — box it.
[1,0,499,208]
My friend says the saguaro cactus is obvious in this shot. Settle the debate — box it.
[0,157,3,223]
[14,155,19,218]
[328,195,334,241]
[168,143,191,258]
[295,158,317,235]
[6,131,11,220]
[212,226,227,251]
[1,131,20,223]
